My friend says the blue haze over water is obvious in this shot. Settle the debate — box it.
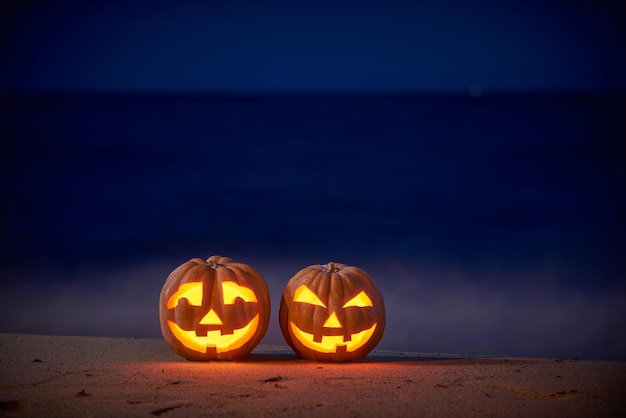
[1,93,625,360]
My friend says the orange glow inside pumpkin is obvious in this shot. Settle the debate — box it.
[199,309,223,325]
[167,315,259,353]
[166,281,260,353]
[292,285,373,308]
[342,291,373,308]
[289,284,378,353]
[167,281,257,309]
[289,322,377,353]
[323,312,342,328]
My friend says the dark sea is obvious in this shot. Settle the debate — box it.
[1,93,625,360]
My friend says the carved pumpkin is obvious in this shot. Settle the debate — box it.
[159,256,270,361]
[279,262,385,362]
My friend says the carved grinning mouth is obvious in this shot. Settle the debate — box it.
[167,314,259,354]
[289,321,377,354]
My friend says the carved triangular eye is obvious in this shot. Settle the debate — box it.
[222,281,258,304]
[293,285,327,308]
[342,291,373,308]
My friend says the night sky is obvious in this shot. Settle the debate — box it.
[2,0,625,93]
[1,0,625,360]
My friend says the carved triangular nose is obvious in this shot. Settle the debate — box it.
[323,311,342,328]
[199,309,223,325]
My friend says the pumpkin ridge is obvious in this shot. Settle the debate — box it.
[314,268,332,332]
[328,268,346,331]
[233,267,259,326]
[228,262,263,278]
[218,265,253,329]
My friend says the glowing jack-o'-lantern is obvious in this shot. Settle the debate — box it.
[159,256,270,361]
[279,262,385,362]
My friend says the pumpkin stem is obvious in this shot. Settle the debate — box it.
[326,262,339,273]
[206,256,221,268]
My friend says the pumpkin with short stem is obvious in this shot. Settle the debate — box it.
[159,256,270,361]
[279,262,385,362]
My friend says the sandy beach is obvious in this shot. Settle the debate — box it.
[1,333,624,417]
